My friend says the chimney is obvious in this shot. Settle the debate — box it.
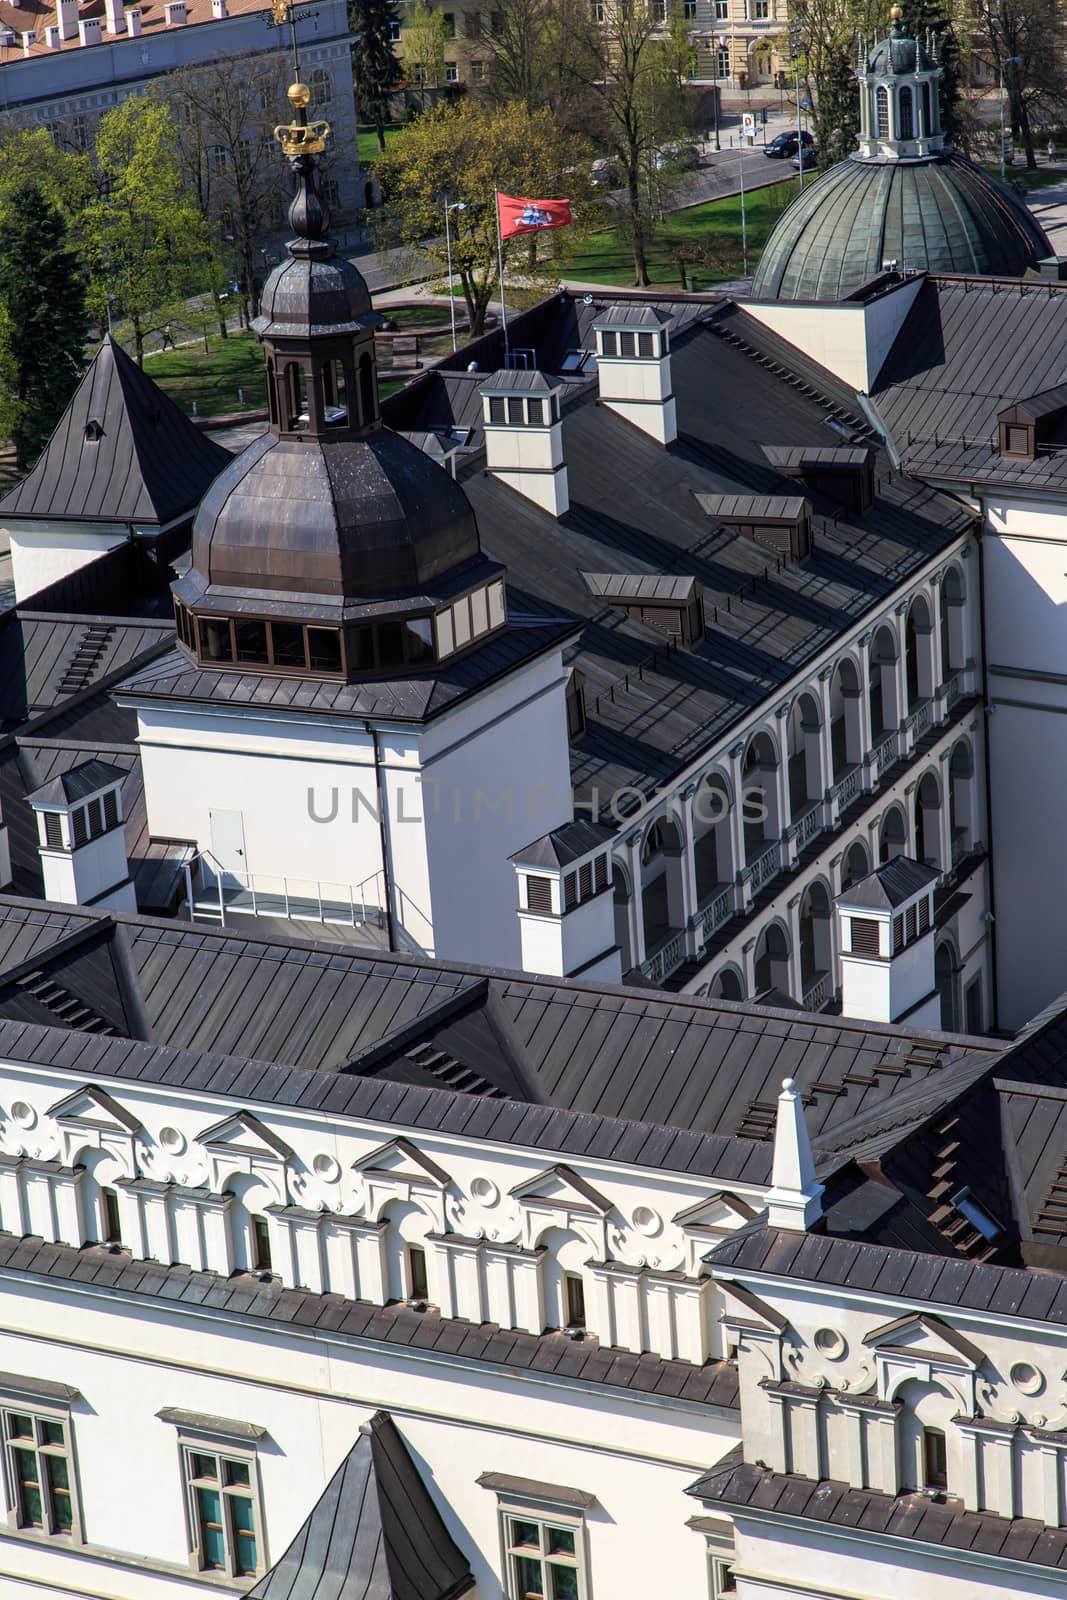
[55,0,77,40]
[511,821,620,982]
[28,761,136,913]
[765,1078,824,1231]
[125,6,142,33]
[44,21,60,44]
[78,15,101,43]
[211,0,228,16]
[835,856,940,1026]
[479,369,568,518]
[21,27,34,51]
[593,304,676,446]
[104,0,124,33]
[164,0,186,22]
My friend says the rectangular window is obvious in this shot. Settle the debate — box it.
[234,619,269,664]
[250,1215,272,1273]
[619,331,636,357]
[270,622,306,670]
[893,913,904,953]
[578,861,593,899]
[471,57,485,79]
[42,812,63,850]
[507,396,524,424]
[87,797,104,839]
[404,617,435,664]
[917,895,931,934]
[102,789,119,832]
[487,579,506,628]
[307,628,343,674]
[564,1272,586,1329]
[906,904,917,942]
[470,585,489,637]
[599,329,617,356]
[503,1512,584,1600]
[922,1427,947,1490]
[436,608,455,658]
[2,1410,76,1538]
[452,596,472,649]
[683,0,696,16]
[489,395,506,424]
[71,807,88,848]
[1004,425,1031,456]
[445,60,458,81]
[637,331,655,358]
[199,617,233,664]
[849,916,880,957]
[710,1552,738,1596]
[184,1448,259,1577]
[563,873,578,911]
[101,1187,122,1244]
[406,1243,429,1300]
[594,854,608,893]
[442,10,455,33]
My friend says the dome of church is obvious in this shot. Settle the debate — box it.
[751,152,1051,302]
[751,10,1051,303]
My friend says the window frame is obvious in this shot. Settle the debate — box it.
[0,1396,82,1545]
[179,1437,265,1581]
[497,1500,589,1600]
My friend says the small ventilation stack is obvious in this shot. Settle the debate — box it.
[55,0,77,39]
[835,857,939,1025]
[592,305,676,446]
[511,822,620,982]
[480,370,568,517]
[697,493,812,561]
[761,444,875,515]
[28,760,136,913]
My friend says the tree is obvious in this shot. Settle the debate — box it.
[160,57,286,325]
[0,125,93,227]
[83,97,215,365]
[974,0,1067,170]
[564,0,691,286]
[787,0,881,170]
[812,39,859,169]
[0,183,87,469]
[374,98,596,334]
[403,0,448,107]
[899,0,963,146]
[351,0,403,148]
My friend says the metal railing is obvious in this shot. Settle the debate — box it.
[871,732,898,781]
[904,698,933,741]
[829,767,860,811]
[693,887,733,945]
[184,851,387,929]
[743,840,782,894]
[639,929,687,985]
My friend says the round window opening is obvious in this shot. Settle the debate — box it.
[813,1327,847,1360]
[1010,1362,1044,1396]
[471,1176,498,1206]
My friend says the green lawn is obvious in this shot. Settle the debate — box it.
[145,332,265,419]
[564,181,800,289]
[981,162,1065,191]
[357,125,403,164]
[379,303,453,330]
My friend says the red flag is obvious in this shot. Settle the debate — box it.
[497,193,574,240]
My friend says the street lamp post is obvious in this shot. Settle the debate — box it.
[444,199,466,352]
[999,52,1022,185]
[790,11,805,189]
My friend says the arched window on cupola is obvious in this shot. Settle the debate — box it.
[899,85,914,139]
[876,85,890,137]
[920,81,932,136]
[265,359,277,425]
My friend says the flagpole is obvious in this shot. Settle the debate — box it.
[494,190,511,366]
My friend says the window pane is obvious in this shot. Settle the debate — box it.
[514,1553,546,1598]
[510,1519,542,1550]
[224,1460,250,1488]
[45,1453,72,1533]
[453,599,471,648]
[229,1492,257,1576]
[271,623,306,669]
[435,610,455,658]
[550,1565,579,1600]
[470,586,489,637]
[307,628,342,673]
[547,1528,575,1557]
[191,1453,219,1482]
[199,618,232,663]
[376,621,405,667]
[196,1485,227,1570]
[488,579,506,628]
[405,617,434,664]
[39,1421,64,1448]
[6,1414,33,1442]
[234,620,270,664]
[13,1446,43,1527]
[351,625,376,671]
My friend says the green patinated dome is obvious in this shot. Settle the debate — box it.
[751,151,1051,302]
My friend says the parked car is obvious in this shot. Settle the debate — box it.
[765,130,815,159]
[791,146,819,172]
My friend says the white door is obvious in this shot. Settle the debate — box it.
[209,809,247,880]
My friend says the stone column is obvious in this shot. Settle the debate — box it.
[786,891,803,1002]
[0,1154,24,1238]
[727,743,748,910]
[432,1233,483,1321]
[200,1192,235,1278]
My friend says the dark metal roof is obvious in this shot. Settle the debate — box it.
[838,856,939,909]
[27,758,126,808]
[761,445,871,470]
[592,304,671,329]
[248,1411,473,1600]
[705,1224,1067,1325]
[0,612,175,730]
[872,277,1067,490]
[479,369,556,393]
[384,300,972,816]
[252,251,373,341]
[0,337,230,527]
[0,1230,741,1411]
[696,494,808,521]
[509,820,615,869]
[687,1455,1067,1574]
[751,155,1050,302]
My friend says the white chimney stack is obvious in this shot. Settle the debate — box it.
[211,0,228,16]
[28,762,136,914]
[480,369,569,518]
[55,0,77,41]
[593,304,677,446]
[835,857,940,1026]
[125,6,142,33]
[104,0,124,33]
[21,27,34,52]
[44,21,60,44]
[765,1078,824,1231]
[164,0,186,22]
[78,15,101,43]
